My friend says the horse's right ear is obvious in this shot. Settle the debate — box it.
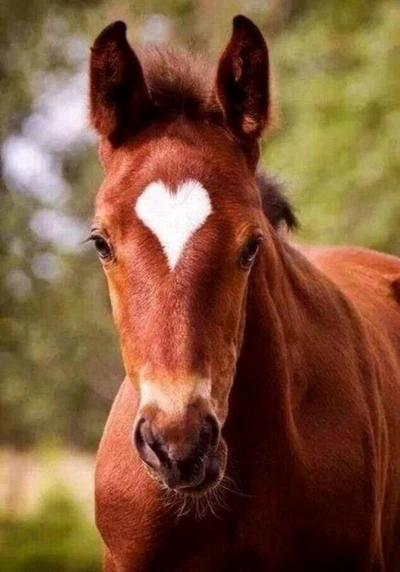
[89,21,151,146]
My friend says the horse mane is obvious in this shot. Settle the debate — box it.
[139,48,297,232]
[139,47,218,119]
[392,278,400,304]
[256,172,298,231]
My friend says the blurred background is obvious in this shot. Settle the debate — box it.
[0,0,399,569]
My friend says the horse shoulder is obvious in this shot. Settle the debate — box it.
[295,243,400,566]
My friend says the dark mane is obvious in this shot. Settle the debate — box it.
[256,172,298,231]
[393,278,400,305]
[139,47,219,119]
[139,48,297,232]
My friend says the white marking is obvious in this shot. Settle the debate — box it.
[140,377,212,415]
[135,179,212,270]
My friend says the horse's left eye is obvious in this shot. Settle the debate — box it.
[239,235,263,269]
[91,235,112,260]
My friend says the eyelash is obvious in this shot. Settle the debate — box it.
[89,233,113,261]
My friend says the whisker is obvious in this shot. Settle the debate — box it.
[219,473,251,498]
[156,464,252,520]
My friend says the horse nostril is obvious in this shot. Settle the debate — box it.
[134,417,154,466]
[134,415,220,489]
[201,415,220,451]
[133,417,169,470]
[133,417,146,452]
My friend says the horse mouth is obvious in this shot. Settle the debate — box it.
[144,439,228,497]
[177,458,222,496]
[176,439,228,497]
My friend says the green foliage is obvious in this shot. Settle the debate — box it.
[266,0,400,252]
[0,487,101,572]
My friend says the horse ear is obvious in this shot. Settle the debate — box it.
[89,21,152,146]
[213,16,270,153]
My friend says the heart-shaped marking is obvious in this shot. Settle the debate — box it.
[135,179,213,270]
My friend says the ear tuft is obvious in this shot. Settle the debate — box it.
[89,21,151,145]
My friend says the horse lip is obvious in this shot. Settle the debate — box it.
[142,439,228,496]
[173,463,221,496]
[169,440,227,496]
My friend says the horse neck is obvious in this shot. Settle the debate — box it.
[226,231,360,458]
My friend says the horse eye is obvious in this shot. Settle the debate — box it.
[239,236,263,269]
[91,235,112,260]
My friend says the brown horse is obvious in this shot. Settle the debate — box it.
[88,16,400,571]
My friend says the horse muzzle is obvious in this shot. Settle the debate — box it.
[133,413,226,494]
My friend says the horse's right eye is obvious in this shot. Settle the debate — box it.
[91,235,112,260]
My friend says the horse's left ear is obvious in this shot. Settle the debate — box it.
[213,16,270,166]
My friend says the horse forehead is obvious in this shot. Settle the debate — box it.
[134,178,213,271]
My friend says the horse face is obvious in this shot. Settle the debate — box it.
[89,16,270,493]
[92,126,264,492]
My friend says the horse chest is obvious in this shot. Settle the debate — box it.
[97,434,379,571]
[102,509,372,572]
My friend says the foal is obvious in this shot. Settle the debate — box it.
[89,16,400,571]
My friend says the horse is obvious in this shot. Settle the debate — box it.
[88,15,400,571]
